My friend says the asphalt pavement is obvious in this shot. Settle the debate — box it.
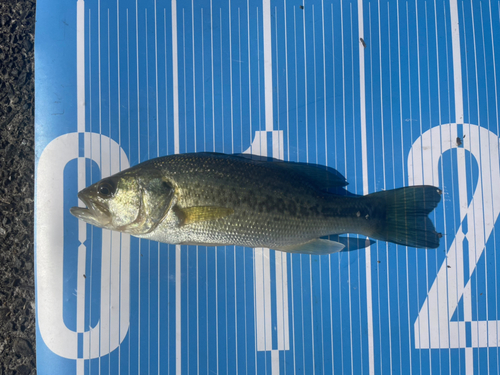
[0,0,36,374]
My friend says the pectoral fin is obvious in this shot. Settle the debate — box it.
[177,206,234,226]
[275,239,345,255]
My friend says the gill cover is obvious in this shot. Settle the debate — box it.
[121,175,175,235]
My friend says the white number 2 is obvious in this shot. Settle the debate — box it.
[411,124,500,358]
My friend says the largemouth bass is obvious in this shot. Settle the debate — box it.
[70,152,442,254]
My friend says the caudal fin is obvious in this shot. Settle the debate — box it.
[367,186,442,248]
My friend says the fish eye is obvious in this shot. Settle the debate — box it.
[97,180,116,198]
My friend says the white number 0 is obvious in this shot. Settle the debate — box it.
[36,132,130,359]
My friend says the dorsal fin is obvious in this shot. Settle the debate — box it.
[273,162,348,190]
[191,152,349,191]
[235,153,348,190]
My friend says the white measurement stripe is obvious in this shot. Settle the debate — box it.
[210,0,215,151]
[77,154,87,327]
[291,8,300,373]
[235,8,242,372]
[77,0,85,134]
[356,0,373,373]
[98,3,103,373]
[182,11,187,153]
[415,4,437,373]
[217,10,222,372]
[226,99,234,375]
[347,7,354,375]
[386,4,401,375]
[101,235,111,360]
[396,2,413,374]
[202,8,207,151]
[87,12,94,367]
[239,8,243,154]
[126,9,132,374]
[465,347,473,375]
[224,248,228,375]
[172,0,180,155]
[443,3,461,367]
[154,0,159,156]
[284,0,290,161]
[403,3,423,372]
[449,1,468,374]
[245,1,251,153]
[170,1,182,374]
[450,1,468,224]
[437,0,449,367]
[76,8,86,374]
[199,6,204,373]
[312,5,318,164]
[302,4,309,160]
[396,5,413,369]
[306,5,315,372]
[470,3,485,371]
[425,5,445,368]
[488,3,500,374]
[432,2,450,372]
[357,2,367,191]
[274,7,280,159]
[275,251,289,350]
[347,5,357,375]
[327,6,336,373]
[116,3,123,370]
[153,2,161,372]
[134,2,141,373]
[257,10,263,155]
[107,12,113,370]
[337,4,346,372]
[320,0,327,165]
[164,8,169,153]
[76,178,86,375]
[144,9,152,374]
[191,0,196,152]
[228,1,234,153]
[251,7,274,373]
[254,250,272,352]
[450,1,463,124]
[263,0,273,132]
[478,2,492,367]
[272,350,280,375]
[77,359,84,375]
[175,243,181,375]
[384,0,401,346]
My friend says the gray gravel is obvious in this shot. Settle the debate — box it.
[0,0,36,374]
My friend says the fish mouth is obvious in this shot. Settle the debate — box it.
[70,192,112,228]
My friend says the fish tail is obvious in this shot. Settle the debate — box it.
[366,186,442,248]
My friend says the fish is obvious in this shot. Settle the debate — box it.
[70,152,442,254]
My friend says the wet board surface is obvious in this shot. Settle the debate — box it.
[35,0,500,374]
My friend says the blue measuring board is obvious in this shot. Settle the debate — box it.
[34,0,500,374]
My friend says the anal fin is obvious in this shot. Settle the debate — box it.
[275,239,345,255]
